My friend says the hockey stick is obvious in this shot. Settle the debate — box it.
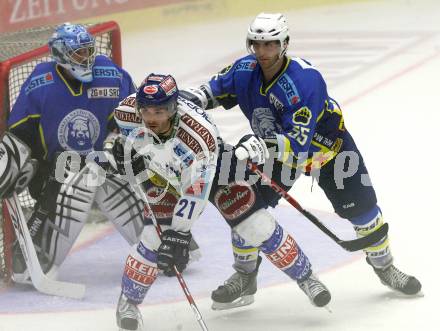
[4,193,86,299]
[247,161,388,252]
[129,181,209,331]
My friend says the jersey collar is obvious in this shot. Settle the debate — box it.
[56,65,83,96]
[259,57,290,96]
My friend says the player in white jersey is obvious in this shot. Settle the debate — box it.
[114,74,332,331]
[111,74,219,331]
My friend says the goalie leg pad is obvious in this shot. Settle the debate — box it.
[16,163,98,275]
[95,175,144,246]
[351,205,392,268]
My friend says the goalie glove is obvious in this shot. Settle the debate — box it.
[235,134,269,165]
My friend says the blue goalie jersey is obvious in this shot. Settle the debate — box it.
[208,54,345,171]
[8,55,135,161]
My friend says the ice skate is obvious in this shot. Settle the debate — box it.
[116,293,143,331]
[211,256,261,310]
[367,258,421,295]
[297,273,331,307]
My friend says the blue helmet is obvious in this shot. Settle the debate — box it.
[48,23,96,82]
[136,74,179,116]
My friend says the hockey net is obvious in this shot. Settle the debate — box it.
[0,21,122,287]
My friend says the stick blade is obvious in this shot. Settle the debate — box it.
[5,194,86,300]
[33,276,86,299]
[339,223,389,252]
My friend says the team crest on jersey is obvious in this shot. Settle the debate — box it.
[235,60,257,72]
[143,186,179,220]
[87,87,120,98]
[292,107,312,126]
[214,181,256,221]
[93,66,122,79]
[25,72,54,94]
[251,107,282,138]
[58,109,100,155]
[269,93,284,111]
[277,75,300,105]
[213,64,233,80]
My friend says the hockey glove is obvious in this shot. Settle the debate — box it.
[235,134,269,165]
[157,230,192,277]
[112,135,146,177]
[0,132,38,199]
[179,84,217,110]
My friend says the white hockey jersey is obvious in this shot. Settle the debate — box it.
[114,94,220,232]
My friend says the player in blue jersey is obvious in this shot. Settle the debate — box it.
[183,13,421,308]
[6,23,143,283]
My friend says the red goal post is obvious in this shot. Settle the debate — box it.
[0,21,122,286]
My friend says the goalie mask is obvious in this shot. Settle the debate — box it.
[246,13,290,58]
[49,23,96,83]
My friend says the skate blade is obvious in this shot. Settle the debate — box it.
[211,295,254,310]
[380,281,424,297]
[118,320,143,331]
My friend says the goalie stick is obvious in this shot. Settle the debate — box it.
[3,193,86,299]
[247,161,389,252]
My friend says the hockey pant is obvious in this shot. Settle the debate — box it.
[314,131,392,268]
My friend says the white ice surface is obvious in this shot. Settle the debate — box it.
[1,0,439,330]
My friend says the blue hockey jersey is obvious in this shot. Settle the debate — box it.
[208,54,345,171]
[8,55,135,161]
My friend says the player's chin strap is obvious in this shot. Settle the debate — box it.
[128,177,209,331]
[246,161,389,252]
[3,193,85,299]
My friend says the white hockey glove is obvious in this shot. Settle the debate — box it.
[235,134,269,165]
[0,132,38,199]
[179,84,217,110]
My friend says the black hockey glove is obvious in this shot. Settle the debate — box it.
[112,136,146,177]
[157,230,192,277]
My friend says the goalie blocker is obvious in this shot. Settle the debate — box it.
[0,132,37,200]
